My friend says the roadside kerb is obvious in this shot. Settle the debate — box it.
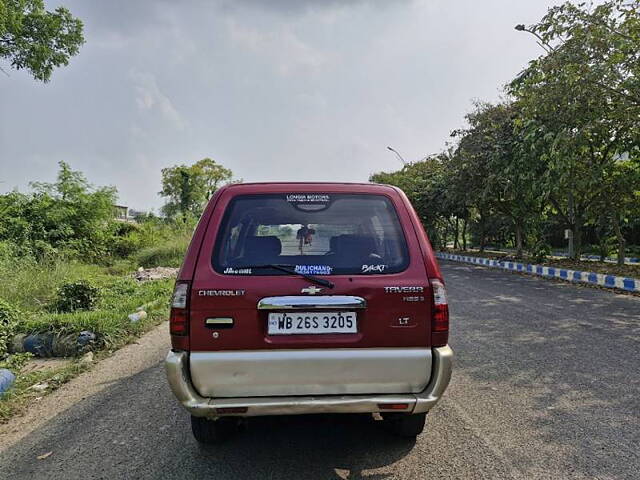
[436,252,640,293]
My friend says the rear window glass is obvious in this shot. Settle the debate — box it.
[212,193,409,275]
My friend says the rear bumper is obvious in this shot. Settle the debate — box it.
[165,346,453,418]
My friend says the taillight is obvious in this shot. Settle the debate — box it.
[430,278,449,347]
[377,403,410,410]
[170,281,190,350]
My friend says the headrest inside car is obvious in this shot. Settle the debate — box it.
[333,235,376,258]
[244,236,282,257]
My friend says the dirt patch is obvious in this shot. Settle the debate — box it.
[20,358,71,375]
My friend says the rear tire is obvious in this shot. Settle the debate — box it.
[382,412,426,437]
[190,415,238,444]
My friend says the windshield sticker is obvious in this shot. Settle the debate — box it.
[362,264,387,274]
[286,194,330,203]
[295,265,333,275]
[224,267,252,275]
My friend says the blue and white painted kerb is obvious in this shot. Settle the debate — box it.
[436,252,640,293]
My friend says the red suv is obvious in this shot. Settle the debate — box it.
[165,183,452,443]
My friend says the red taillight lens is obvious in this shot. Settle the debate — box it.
[430,279,449,346]
[170,282,190,349]
[377,403,410,410]
[169,309,188,335]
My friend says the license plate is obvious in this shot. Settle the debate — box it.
[267,311,357,335]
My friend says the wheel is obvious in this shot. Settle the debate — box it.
[190,415,238,444]
[381,412,426,437]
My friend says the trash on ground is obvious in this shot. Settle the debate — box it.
[133,267,178,282]
[30,382,49,392]
[80,351,94,364]
[12,331,97,358]
[128,310,148,323]
[0,368,16,395]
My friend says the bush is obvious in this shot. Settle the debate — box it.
[105,221,143,258]
[0,300,20,359]
[51,281,100,313]
[530,241,551,264]
[133,237,189,268]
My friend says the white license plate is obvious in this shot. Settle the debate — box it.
[267,311,357,335]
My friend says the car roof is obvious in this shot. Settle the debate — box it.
[220,182,400,194]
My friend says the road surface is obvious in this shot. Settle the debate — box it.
[1,262,639,479]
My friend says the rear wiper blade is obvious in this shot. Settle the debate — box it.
[247,264,335,289]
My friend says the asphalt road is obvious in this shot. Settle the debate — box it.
[1,262,639,479]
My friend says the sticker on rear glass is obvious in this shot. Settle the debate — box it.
[286,194,330,203]
[224,267,252,275]
[287,194,331,211]
[362,264,387,273]
[295,265,333,275]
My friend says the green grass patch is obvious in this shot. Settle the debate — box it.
[17,278,172,347]
[0,255,108,313]
[0,250,175,422]
[133,236,189,268]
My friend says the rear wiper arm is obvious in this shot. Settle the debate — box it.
[247,264,335,289]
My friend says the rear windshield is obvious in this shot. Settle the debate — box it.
[212,193,409,275]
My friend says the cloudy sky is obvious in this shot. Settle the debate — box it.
[0,0,562,211]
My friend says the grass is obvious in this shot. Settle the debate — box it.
[0,278,172,423]
[0,255,108,313]
[16,279,172,345]
[0,250,175,422]
[133,235,190,268]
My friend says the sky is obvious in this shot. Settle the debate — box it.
[0,0,564,211]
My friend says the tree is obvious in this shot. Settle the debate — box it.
[450,101,547,257]
[370,155,449,249]
[191,158,233,200]
[591,155,640,264]
[159,158,233,221]
[0,0,84,82]
[0,161,117,259]
[511,0,640,259]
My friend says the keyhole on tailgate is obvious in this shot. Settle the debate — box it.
[212,332,220,339]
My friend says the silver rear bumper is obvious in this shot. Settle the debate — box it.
[165,346,453,418]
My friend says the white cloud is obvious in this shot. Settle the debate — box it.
[226,19,328,76]
[1,0,565,210]
[130,70,186,130]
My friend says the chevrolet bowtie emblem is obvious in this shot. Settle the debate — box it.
[301,285,323,295]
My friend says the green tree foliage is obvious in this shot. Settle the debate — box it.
[371,155,449,249]
[159,158,233,222]
[511,0,640,259]
[0,0,84,82]
[453,102,547,257]
[375,2,639,262]
[0,161,117,259]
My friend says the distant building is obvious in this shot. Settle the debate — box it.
[113,204,132,222]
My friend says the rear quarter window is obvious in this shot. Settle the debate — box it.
[212,193,409,275]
